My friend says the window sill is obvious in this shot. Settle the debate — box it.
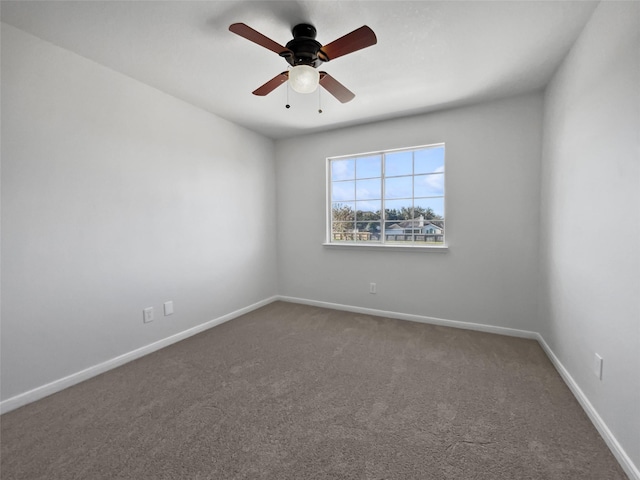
[322,242,448,252]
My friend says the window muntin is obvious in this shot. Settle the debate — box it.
[328,144,445,246]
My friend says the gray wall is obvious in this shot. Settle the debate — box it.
[539,1,640,471]
[1,24,278,401]
[275,93,543,331]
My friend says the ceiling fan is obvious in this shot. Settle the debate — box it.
[229,22,377,103]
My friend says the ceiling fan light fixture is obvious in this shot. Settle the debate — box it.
[288,65,320,94]
[230,22,376,102]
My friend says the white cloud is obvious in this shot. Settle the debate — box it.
[417,171,444,196]
[331,159,354,181]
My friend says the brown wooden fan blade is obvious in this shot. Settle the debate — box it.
[252,72,289,96]
[319,72,355,103]
[229,23,292,56]
[319,26,377,62]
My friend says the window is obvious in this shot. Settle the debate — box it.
[327,144,445,247]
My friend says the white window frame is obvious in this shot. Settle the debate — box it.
[324,143,447,251]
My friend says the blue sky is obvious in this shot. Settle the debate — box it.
[331,146,445,216]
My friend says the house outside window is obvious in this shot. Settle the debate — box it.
[327,143,445,247]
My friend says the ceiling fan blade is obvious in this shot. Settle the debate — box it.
[252,72,289,96]
[319,72,355,103]
[229,23,292,56]
[319,26,377,62]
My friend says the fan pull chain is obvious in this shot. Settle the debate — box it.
[318,87,323,114]
[285,76,291,109]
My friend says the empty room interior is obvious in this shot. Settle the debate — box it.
[1,1,638,479]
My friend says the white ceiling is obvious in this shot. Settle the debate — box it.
[1,1,597,140]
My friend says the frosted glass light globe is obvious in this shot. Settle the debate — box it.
[288,65,320,94]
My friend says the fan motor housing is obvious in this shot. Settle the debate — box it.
[283,24,325,68]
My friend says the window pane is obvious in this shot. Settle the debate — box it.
[356,201,380,241]
[355,221,381,241]
[414,146,445,174]
[384,221,413,243]
[331,159,355,181]
[414,197,444,218]
[424,219,445,232]
[414,173,444,197]
[332,222,356,241]
[385,151,413,176]
[356,178,381,200]
[384,199,413,219]
[356,155,381,179]
[356,202,381,220]
[385,176,412,199]
[331,202,355,221]
[332,221,355,232]
[420,219,445,244]
[331,180,355,202]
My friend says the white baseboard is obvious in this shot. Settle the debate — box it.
[277,295,639,480]
[0,296,279,415]
[276,295,539,339]
[536,334,640,480]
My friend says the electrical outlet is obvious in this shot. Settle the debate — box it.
[593,353,603,380]
[164,301,174,316]
[143,307,154,323]
[369,283,377,294]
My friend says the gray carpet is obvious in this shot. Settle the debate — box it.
[0,301,627,479]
